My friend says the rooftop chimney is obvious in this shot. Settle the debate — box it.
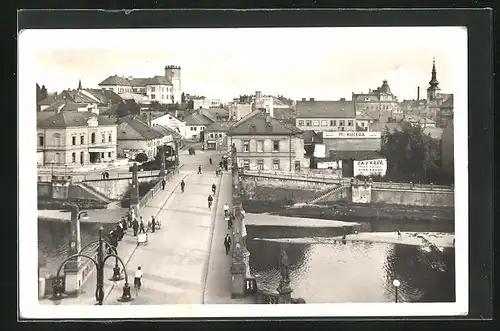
[417,86,420,101]
[310,98,315,101]
[340,98,346,101]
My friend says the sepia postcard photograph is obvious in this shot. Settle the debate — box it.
[18,25,468,319]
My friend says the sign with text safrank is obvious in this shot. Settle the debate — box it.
[323,131,381,139]
[354,158,387,177]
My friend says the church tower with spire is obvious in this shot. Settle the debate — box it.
[426,58,441,102]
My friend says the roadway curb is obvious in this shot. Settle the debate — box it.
[201,172,224,304]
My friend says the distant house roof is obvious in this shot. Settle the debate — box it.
[129,78,148,87]
[200,108,229,122]
[272,108,295,121]
[141,76,172,86]
[86,89,123,104]
[119,92,150,104]
[204,121,236,132]
[228,110,302,136]
[37,95,57,106]
[117,116,164,140]
[37,111,116,129]
[423,127,444,139]
[438,93,454,108]
[296,100,356,119]
[184,113,214,126]
[98,75,132,86]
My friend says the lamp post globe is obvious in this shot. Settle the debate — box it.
[393,279,400,303]
[393,279,400,287]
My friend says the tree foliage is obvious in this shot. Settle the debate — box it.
[135,153,148,163]
[380,122,447,184]
[116,100,140,117]
[36,83,48,102]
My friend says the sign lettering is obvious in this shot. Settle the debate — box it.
[354,158,387,177]
[323,131,381,139]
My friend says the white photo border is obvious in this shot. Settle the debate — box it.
[18,27,468,319]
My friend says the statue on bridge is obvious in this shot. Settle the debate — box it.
[277,248,293,301]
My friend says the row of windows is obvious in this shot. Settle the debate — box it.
[69,151,113,163]
[356,104,393,110]
[117,87,133,94]
[242,159,281,170]
[242,139,280,153]
[190,126,205,131]
[38,132,113,146]
[298,120,354,127]
[150,93,172,100]
[209,133,224,139]
[150,86,172,93]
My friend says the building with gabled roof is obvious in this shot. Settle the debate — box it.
[295,99,356,133]
[227,110,308,172]
[116,116,169,160]
[184,111,214,140]
[36,111,118,166]
[203,121,236,151]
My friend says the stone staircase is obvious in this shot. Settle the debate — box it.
[307,184,345,205]
[76,183,113,204]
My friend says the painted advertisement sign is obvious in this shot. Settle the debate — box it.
[323,131,381,139]
[353,158,387,177]
[317,160,342,170]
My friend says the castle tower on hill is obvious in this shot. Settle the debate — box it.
[165,65,181,104]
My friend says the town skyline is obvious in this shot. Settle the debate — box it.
[32,27,465,102]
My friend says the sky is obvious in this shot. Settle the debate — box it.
[31,27,466,102]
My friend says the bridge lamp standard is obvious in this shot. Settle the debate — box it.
[392,279,400,303]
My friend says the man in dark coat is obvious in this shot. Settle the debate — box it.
[224,234,232,255]
[208,194,213,209]
[161,178,166,190]
[132,218,139,237]
[139,217,146,234]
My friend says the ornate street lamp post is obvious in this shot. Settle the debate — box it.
[393,279,400,303]
[52,226,132,305]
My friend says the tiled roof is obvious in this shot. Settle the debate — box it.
[117,116,164,140]
[43,100,66,112]
[296,100,355,119]
[98,75,132,86]
[228,110,302,136]
[141,76,172,86]
[63,90,98,104]
[200,108,229,122]
[37,111,116,128]
[129,78,148,86]
[272,108,295,121]
[439,94,454,108]
[36,111,56,126]
[204,121,236,132]
[423,127,444,139]
[86,89,123,104]
[153,125,183,140]
[184,113,214,126]
[37,95,57,106]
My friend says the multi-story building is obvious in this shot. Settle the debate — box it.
[352,80,400,118]
[203,121,235,151]
[228,110,308,172]
[117,116,169,160]
[150,112,186,138]
[98,65,182,104]
[295,99,356,132]
[37,111,117,166]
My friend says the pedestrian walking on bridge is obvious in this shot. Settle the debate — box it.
[223,203,229,217]
[139,217,146,234]
[209,157,212,165]
[132,218,139,237]
[212,183,216,194]
[224,234,232,255]
[161,178,166,190]
[197,165,202,174]
[208,194,214,209]
[180,179,185,193]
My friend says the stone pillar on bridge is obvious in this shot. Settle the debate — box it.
[277,249,293,304]
[64,204,82,294]
[130,163,140,209]
[159,145,166,178]
[51,177,70,200]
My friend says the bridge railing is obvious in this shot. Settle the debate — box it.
[137,167,180,210]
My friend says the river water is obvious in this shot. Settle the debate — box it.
[246,225,455,303]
